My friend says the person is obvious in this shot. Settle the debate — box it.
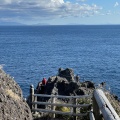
[40,78,47,94]
[42,78,47,85]
[36,78,47,94]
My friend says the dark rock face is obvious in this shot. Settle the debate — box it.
[58,68,75,82]
[44,68,95,96]
[0,68,32,120]
[81,81,95,88]
[45,76,78,96]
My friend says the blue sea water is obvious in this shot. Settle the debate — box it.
[0,25,120,98]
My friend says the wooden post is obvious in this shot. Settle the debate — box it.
[51,97,56,118]
[93,94,101,120]
[30,84,34,110]
[73,98,77,120]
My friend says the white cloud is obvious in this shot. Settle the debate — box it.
[114,2,119,7]
[76,0,86,2]
[106,10,112,15]
[51,0,64,3]
[0,0,18,4]
[0,0,102,24]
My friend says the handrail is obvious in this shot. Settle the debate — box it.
[32,101,92,107]
[30,85,120,120]
[32,108,88,116]
[93,89,120,120]
[34,93,92,98]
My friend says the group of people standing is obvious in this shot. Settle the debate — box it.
[36,78,47,94]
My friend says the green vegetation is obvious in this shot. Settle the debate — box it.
[55,106,71,120]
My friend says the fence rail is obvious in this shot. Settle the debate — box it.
[30,85,120,120]
[30,85,92,120]
[34,93,92,99]
[32,101,91,107]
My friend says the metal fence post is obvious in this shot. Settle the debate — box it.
[34,95,37,114]
[51,97,56,118]
[30,84,34,110]
[93,94,101,120]
[89,110,95,120]
[73,98,77,120]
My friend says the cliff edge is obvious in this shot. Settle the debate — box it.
[0,66,32,120]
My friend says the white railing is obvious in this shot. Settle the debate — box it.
[30,85,92,120]
[93,89,120,120]
[30,85,120,120]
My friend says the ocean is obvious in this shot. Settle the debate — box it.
[0,25,120,98]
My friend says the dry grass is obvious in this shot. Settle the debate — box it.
[105,92,120,117]
[5,89,21,101]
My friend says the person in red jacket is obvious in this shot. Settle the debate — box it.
[40,78,47,94]
[36,78,47,94]
[42,78,47,85]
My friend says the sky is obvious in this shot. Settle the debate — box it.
[0,0,120,25]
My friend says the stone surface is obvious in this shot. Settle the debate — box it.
[30,68,120,119]
[0,67,32,120]
[58,68,75,82]
[44,68,95,96]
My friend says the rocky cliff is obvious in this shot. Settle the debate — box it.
[0,66,32,120]
[44,68,95,96]
[33,68,120,119]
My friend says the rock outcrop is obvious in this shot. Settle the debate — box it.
[44,68,95,96]
[32,68,120,119]
[0,67,32,120]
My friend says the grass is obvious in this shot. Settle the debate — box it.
[105,92,120,117]
[5,89,20,101]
